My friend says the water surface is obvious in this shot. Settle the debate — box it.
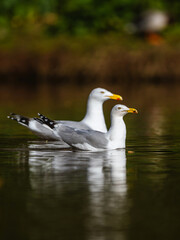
[0,84,180,240]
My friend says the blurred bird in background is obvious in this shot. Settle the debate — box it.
[125,10,170,45]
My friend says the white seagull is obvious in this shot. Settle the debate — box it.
[39,104,138,151]
[8,88,122,141]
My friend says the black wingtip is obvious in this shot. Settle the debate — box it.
[38,113,45,119]
[7,113,16,118]
[34,117,44,124]
[7,113,29,126]
[7,115,17,121]
[36,113,56,129]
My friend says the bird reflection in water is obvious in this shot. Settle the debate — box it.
[22,141,128,239]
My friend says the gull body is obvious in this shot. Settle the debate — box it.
[8,88,122,141]
[46,104,138,151]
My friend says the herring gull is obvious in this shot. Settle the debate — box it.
[39,104,138,151]
[8,88,122,141]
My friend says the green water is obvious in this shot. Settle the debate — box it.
[0,84,180,240]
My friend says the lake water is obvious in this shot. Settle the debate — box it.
[0,84,180,240]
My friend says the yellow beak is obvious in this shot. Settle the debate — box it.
[108,94,123,101]
[127,108,138,114]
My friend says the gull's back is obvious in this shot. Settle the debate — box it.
[58,125,108,151]
[57,120,91,130]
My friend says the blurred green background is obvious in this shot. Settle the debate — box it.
[0,0,180,85]
[0,0,180,35]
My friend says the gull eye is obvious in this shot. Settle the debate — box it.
[100,91,105,94]
[118,107,121,110]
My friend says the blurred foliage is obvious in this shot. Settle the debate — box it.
[0,0,180,37]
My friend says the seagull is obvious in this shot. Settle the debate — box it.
[39,104,138,151]
[8,88,122,141]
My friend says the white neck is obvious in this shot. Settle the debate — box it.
[81,98,107,132]
[107,116,126,149]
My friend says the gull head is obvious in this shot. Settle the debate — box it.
[89,88,123,102]
[112,104,138,117]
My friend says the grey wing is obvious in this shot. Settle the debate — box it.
[59,126,108,149]
[56,120,91,130]
[85,130,108,148]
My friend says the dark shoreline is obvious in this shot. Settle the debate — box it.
[0,44,180,85]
